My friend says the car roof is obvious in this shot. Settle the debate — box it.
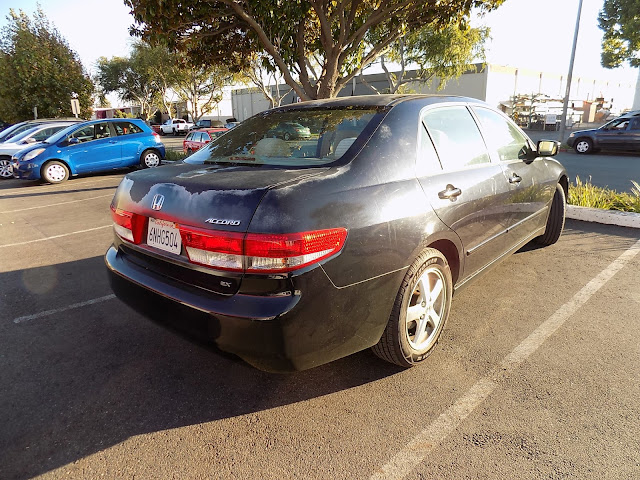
[195,127,228,132]
[272,94,484,112]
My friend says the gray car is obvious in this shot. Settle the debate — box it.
[567,111,640,154]
[106,95,568,372]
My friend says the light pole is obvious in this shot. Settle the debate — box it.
[559,0,584,144]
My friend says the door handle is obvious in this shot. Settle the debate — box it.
[508,173,522,184]
[438,184,462,200]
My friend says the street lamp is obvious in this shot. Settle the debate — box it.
[559,0,584,144]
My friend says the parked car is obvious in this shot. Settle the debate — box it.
[159,118,193,135]
[11,118,165,183]
[0,122,77,178]
[0,118,82,143]
[105,95,567,372]
[267,121,311,140]
[183,128,228,155]
[567,111,640,154]
[191,118,225,130]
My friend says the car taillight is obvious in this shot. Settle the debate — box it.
[244,229,347,273]
[180,226,244,271]
[110,205,145,244]
[178,226,347,273]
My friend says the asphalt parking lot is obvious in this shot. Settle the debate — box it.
[1,172,639,480]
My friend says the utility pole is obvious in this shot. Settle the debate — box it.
[559,0,583,144]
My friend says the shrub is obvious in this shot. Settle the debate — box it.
[568,176,640,213]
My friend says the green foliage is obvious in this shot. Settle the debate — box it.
[598,0,640,68]
[372,22,488,94]
[164,149,186,162]
[113,109,135,118]
[95,41,234,122]
[95,42,165,120]
[125,0,505,99]
[568,176,640,213]
[0,8,94,122]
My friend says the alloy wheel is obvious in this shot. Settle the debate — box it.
[405,266,447,351]
[0,159,12,178]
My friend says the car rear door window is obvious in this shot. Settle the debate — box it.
[422,106,490,170]
[472,107,532,161]
[114,122,143,136]
[416,122,443,176]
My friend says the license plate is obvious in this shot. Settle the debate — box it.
[147,217,182,255]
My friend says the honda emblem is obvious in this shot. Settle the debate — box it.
[151,194,164,211]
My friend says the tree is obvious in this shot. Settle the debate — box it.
[0,9,94,122]
[599,0,640,68]
[362,23,489,94]
[242,53,293,108]
[125,0,504,100]
[172,63,235,122]
[95,43,164,120]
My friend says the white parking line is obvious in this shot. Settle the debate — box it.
[0,225,111,248]
[0,194,113,214]
[371,237,640,480]
[0,176,120,197]
[13,294,116,324]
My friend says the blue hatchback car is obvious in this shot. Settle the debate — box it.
[11,118,166,183]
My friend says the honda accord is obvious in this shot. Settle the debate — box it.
[105,95,567,372]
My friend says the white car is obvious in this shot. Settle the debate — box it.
[159,118,193,135]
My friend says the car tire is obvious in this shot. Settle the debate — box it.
[0,156,12,179]
[186,148,193,156]
[574,138,592,154]
[141,150,161,168]
[535,183,566,246]
[172,128,177,136]
[372,248,452,368]
[159,129,165,136]
[284,132,291,141]
[41,161,69,184]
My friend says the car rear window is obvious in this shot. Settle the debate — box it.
[184,107,382,167]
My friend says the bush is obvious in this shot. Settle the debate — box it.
[164,150,186,162]
[568,176,640,213]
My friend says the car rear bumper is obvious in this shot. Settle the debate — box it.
[105,245,403,372]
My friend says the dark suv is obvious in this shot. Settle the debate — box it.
[106,95,567,372]
[567,111,640,154]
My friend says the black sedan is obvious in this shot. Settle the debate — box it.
[567,111,640,154]
[105,95,567,372]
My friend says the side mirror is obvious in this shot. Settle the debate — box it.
[25,137,36,144]
[537,140,560,157]
[68,137,79,145]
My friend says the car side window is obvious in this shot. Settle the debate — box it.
[32,126,60,142]
[95,123,111,139]
[422,106,491,170]
[416,121,442,176]
[472,107,532,162]
[185,132,194,141]
[71,125,95,143]
[202,133,211,142]
[630,118,640,130]
[114,122,142,136]
[191,132,201,142]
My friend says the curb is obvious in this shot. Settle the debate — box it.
[567,205,640,229]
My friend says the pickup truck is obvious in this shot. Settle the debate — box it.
[159,118,194,135]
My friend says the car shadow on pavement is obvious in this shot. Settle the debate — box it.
[0,255,402,480]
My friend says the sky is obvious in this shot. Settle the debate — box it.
[0,0,637,84]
